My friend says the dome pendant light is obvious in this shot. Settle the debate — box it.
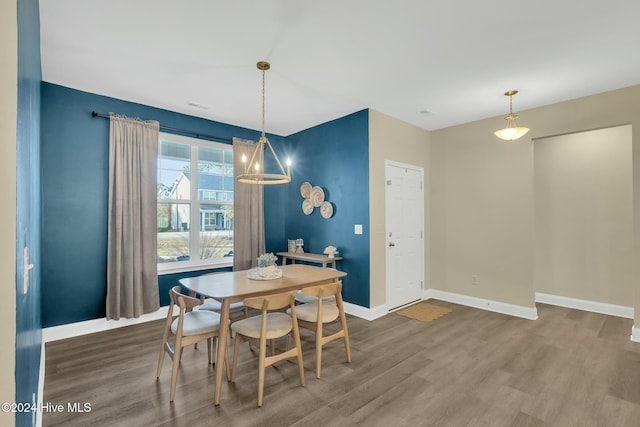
[494,90,530,141]
[236,61,292,185]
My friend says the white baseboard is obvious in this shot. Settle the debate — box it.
[43,302,384,341]
[423,288,436,301]
[343,301,387,321]
[347,289,539,321]
[535,292,634,319]
[47,292,632,342]
[36,341,45,427]
[425,289,538,320]
[44,302,380,341]
[43,306,177,343]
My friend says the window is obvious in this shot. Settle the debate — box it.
[157,132,234,271]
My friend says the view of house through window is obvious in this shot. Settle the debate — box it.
[157,133,233,269]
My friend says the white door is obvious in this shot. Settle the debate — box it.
[385,161,424,311]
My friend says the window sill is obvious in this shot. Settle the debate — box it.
[157,260,233,276]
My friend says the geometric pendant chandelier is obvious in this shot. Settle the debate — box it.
[236,61,292,184]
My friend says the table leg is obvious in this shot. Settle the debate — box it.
[214,299,230,405]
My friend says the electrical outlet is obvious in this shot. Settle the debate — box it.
[471,275,479,286]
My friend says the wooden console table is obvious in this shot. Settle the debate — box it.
[277,251,342,269]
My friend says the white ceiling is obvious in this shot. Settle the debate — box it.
[39,0,640,136]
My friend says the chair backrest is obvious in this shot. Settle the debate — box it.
[300,281,342,299]
[244,290,297,312]
[169,285,202,311]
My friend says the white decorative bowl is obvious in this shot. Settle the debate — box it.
[247,267,283,281]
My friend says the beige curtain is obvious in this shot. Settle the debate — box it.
[233,137,265,270]
[106,114,160,319]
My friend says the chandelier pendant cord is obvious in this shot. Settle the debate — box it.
[236,61,291,184]
[262,68,266,140]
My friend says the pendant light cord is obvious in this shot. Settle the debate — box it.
[261,69,266,139]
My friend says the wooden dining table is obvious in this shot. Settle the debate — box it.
[178,263,347,405]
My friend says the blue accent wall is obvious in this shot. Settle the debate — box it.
[263,136,293,251]
[40,83,262,327]
[283,111,370,307]
[41,84,371,327]
[16,0,42,424]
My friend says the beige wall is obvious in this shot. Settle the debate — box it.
[368,110,430,307]
[431,85,640,322]
[534,125,633,306]
[1,0,17,425]
[430,111,535,307]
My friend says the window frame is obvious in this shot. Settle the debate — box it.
[157,132,233,274]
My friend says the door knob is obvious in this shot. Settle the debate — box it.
[388,242,395,247]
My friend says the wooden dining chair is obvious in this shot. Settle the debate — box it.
[199,297,249,321]
[156,285,229,402]
[295,290,335,304]
[189,273,250,350]
[230,290,305,407]
[289,280,351,378]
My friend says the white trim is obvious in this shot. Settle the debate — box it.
[342,301,387,321]
[41,289,543,342]
[343,289,539,322]
[423,288,436,300]
[157,261,232,275]
[36,341,45,427]
[157,131,233,271]
[384,159,424,172]
[369,304,388,320]
[43,306,177,343]
[425,289,538,320]
[43,293,631,342]
[45,301,378,341]
[535,292,634,319]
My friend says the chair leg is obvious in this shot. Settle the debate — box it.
[156,341,167,379]
[315,321,323,379]
[156,313,173,378]
[217,336,231,381]
[339,305,352,363]
[231,334,242,382]
[224,339,231,382]
[293,322,305,387]
[257,337,267,407]
[343,330,352,363]
[207,337,213,364]
[170,344,182,402]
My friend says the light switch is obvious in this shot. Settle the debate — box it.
[354,224,363,235]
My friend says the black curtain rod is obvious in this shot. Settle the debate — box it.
[91,111,232,143]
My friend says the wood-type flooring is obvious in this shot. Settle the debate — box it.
[43,301,640,427]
